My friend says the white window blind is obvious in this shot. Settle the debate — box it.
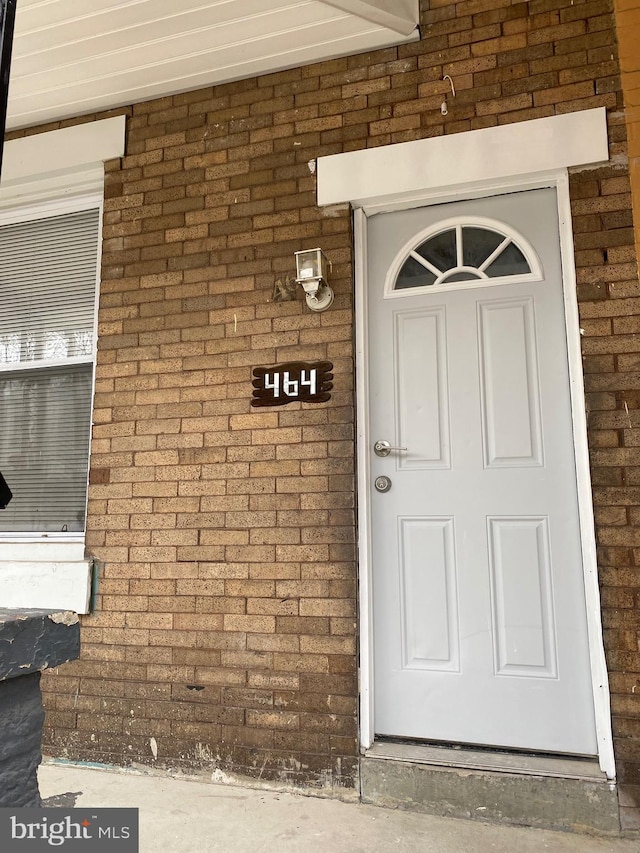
[0,208,100,533]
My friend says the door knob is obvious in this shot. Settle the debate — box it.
[374,440,407,457]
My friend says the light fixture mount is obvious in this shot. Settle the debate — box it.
[294,248,334,312]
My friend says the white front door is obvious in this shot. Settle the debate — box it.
[368,188,598,755]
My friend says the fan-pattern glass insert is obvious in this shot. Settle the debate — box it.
[395,224,532,290]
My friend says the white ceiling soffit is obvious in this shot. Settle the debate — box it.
[7,0,420,131]
[322,0,418,36]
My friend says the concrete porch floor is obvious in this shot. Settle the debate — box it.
[38,761,640,853]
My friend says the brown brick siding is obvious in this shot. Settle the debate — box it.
[8,0,640,818]
[614,0,640,269]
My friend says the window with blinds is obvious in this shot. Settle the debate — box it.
[0,207,100,534]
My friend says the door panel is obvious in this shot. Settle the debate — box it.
[399,515,459,671]
[488,515,556,676]
[368,188,597,755]
[478,297,543,467]
[395,309,450,469]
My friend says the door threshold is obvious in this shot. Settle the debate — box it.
[361,741,618,833]
[365,740,605,782]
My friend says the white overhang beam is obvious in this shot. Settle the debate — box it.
[320,0,418,36]
[317,108,610,210]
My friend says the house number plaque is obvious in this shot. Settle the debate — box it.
[251,361,333,407]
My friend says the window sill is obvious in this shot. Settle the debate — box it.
[0,545,93,614]
[0,540,86,562]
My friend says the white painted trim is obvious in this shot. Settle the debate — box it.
[0,191,104,226]
[555,171,616,780]
[0,116,126,210]
[3,116,126,182]
[0,354,93,375]
[0,561,93,614]
[351,168,615,777]
[0,541,86,561]
[354,206,374,751]
[318,108,609,210]
[0,167,107,211]
[320,0,418,36]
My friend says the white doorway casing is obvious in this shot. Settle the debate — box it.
[316,108,615,779]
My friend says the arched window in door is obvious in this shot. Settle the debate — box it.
[389,217,542,295]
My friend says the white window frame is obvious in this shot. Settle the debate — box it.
[0,192,103,546]
[0,116,125,613]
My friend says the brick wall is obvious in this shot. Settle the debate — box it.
[41,96,359,786]
[614,0,640,260]
[10,0,638,819]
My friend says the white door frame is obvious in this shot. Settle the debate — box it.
[316,109,614,779]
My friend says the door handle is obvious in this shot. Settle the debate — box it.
[374,440,408,457]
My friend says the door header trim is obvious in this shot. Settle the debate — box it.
[317,108,608,211]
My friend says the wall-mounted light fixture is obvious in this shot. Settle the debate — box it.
[294,248,334,312]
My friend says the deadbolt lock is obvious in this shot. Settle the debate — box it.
[374,475,392,493]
